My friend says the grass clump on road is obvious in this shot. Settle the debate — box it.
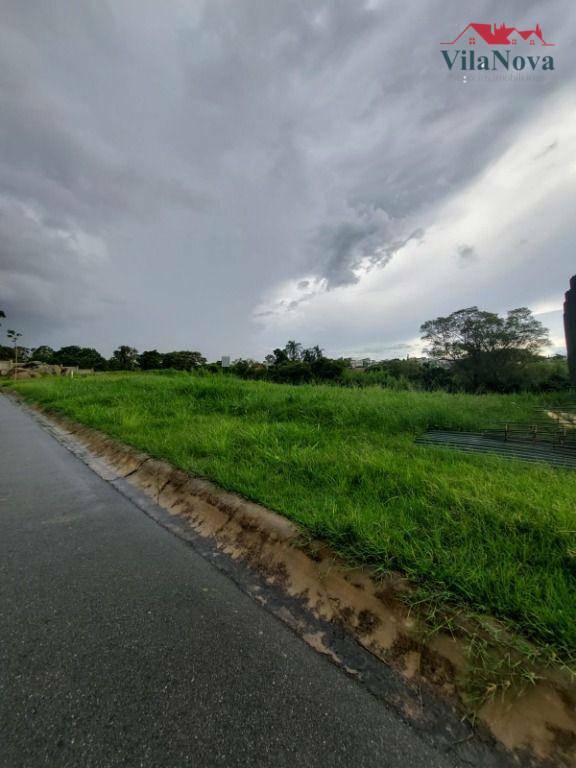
[6,373,576,659]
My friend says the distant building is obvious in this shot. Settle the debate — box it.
[407,357,453,369]
[349,358,374,369]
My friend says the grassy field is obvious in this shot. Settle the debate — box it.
[6,372,576,658]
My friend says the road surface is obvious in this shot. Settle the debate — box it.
[0,395,476,767]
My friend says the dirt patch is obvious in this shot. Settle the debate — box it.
[480,685,576,762]
[547,410,576,428]
[13,396,576,767]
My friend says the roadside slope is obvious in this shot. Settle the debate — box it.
[6,372,576,659]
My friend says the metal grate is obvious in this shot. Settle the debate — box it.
[415,430,576,469]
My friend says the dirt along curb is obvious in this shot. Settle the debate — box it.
[8,392,576,767]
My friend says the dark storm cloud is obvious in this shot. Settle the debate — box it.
[0,0,574,357]
[310,216,425,288]
[313,212,387,288]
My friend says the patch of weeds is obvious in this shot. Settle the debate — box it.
[399,587,576,716]
[401,588,465,641]
[461,636,542,710]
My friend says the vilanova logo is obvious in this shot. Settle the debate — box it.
[441,23,556,72]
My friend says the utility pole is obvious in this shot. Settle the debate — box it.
[7,329,22,380]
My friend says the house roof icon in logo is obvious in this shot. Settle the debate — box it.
[442,23,555,47]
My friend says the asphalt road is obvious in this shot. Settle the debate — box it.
[0,395,464,768]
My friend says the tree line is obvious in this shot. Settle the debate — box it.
[0,305,570,393]
[0,342,206,372]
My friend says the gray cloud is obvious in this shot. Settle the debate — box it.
[311,208,389,287]
[0,198,115,332]
[0,0,574,357]
[456,244,478,265]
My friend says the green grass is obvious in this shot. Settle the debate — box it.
[6,372,576,658]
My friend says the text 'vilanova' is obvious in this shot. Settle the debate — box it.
[441,49,555,71]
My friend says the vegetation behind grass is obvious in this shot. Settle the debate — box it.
[6,373,576,658]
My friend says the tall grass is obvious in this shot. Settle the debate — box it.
[7,373,576,657]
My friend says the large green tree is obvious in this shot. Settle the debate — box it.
[302,345,323,363]
[163,350,206,371]
[109,346,140,371]
[53,346,107,370]
[420,306,550,392]
[139,349,165,370]
[32,345,56,363]
[284,340,302,361]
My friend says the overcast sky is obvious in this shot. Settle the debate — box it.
[1,0,575,360]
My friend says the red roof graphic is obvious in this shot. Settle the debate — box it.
[442,22,555,46]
